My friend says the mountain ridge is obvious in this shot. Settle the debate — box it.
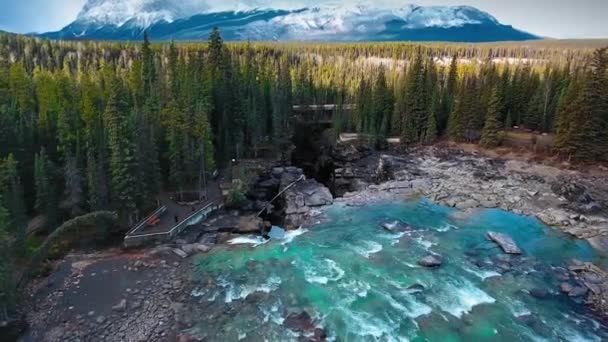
[40,2,539,42]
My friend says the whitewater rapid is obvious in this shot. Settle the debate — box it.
[190,200,607,341]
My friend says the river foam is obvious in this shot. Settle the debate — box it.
[462,266,502,280]
[352,240,383,258]
[191,199,607,341]
[224,275,282,303]
[228,235,268,247]
[428,279,496,318]
[282,227,308,244]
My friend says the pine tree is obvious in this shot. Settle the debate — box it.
[356,78,373,133]
[480,88,502,148]
[372,67,394,142]
[404,51,427,142]
[526,84,544,131]
[423,91,439,145]
[105,80,139,222]
[448,78,468,142]
[33,67,59,157]
[0,195,16,318]
[438,55,458,133]
[423,110,438,145]
[164,100,186,191]
[273,57,293,141]
[401,112,418,148]
[142,31,156,100]
[208,27,224,72]
[392,72,407,136]
[168,41,179,99]
[0,155,26,255]
[555,48,608,161]
[554,74,581,156]
[35,148,58,231]
[576,48,608,160]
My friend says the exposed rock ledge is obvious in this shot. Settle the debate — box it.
[487,231,522,254]
[333,146,608,318]
[336,147,608,254]
[253,166,333,228]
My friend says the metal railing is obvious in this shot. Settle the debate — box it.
[124,201,223,247]
[126,205,167,236]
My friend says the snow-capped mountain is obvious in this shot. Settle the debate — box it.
[41,1,538,42]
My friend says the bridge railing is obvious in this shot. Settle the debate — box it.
[292,104,355,112]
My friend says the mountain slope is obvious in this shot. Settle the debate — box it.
[41,2,539,42]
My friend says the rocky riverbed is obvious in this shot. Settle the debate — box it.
[330,144,608,318]
[18,143,608,341]
[335,145,608,250]
[21,249,195,342]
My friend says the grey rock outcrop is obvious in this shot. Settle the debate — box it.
[284,178,333,227]
[487,231,522,254]
[253,166,334,228]
[417,255,442,267]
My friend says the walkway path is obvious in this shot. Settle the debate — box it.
[124,181,223,247]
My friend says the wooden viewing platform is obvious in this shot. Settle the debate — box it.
[124,196,223,247]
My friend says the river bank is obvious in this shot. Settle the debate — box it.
[17,143,608,341]
[335,145,608,249]
[330,143,608,319]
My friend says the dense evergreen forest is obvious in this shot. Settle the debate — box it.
[0,30,607,319]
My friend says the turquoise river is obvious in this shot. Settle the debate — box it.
[190,198,608,341]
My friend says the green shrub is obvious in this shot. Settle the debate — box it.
[226,179,247,208]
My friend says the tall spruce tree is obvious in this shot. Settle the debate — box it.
[0,155,26,255]
[480,88,502,148]
[141,31,156,100]
[423,90,440,144]
[0,195,15,319]
[273,57,293,141]
[105,79,139,222]
[449,78,469,142]
[372,67,393,142]
[576,48,608,160]
[438,55,458,133]
[402,50,427,143]
[554,73,581,157]
[34,148,58,231]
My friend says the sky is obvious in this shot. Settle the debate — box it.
[0,0,606,38]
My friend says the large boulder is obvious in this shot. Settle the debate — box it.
[568,286,588,297]
[283,311,315,332]
[376,155,409,182]
[529,288,548,299]
[560,282,574,294]
[284,179,333,227]
[455,199,480,210]
[487,231,522,254]
[332,143,366,162]
[179,243,211,256]
[236,215,264,233]
[551,176,608,215]
[304,186,333,207]
[283,311,327,341]
[381,221,400,232]
[417,255,442,267]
